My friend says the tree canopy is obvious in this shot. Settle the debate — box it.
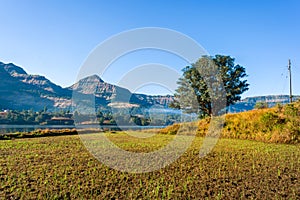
[170,55,249,118]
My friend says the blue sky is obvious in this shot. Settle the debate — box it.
[0,0,299,98]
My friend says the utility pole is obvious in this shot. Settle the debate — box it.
[288,59,292,103]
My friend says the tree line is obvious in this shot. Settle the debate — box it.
[0,107,183,126]
[0,108,72,125]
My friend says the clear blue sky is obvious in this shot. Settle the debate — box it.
[0,0,299,98]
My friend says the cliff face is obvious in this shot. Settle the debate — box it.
[68,75,175,109]
[69,75,131,101]
[133,94,175,108]
[0,62,174,111]
[0,62,64,110]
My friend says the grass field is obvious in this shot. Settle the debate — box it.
[1,133,299,199]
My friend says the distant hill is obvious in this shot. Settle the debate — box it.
[228,95,300,113]
[0,61,174,111]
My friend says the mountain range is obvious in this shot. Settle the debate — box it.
[0,61,174,111]
[0,61,298,112]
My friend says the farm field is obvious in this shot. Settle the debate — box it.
[0,133,299,199]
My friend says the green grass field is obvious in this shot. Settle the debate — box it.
[1,133,299,199]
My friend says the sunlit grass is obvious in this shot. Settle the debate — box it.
[160,101,300,144]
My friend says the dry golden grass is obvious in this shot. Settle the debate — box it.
[160,101,300,144]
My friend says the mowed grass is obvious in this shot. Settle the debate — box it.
[0,133,299,199]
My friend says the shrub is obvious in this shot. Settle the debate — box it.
[284,104,298,117]
[159,124,180,135]
[254,102,268,109]
[259,112,282,132]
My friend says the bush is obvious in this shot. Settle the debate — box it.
[284,104,298,117]
[254,102,268,109]
[260,112,282,132]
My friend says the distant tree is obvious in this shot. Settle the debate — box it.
[73,111,79,119]
[43,106,48,113]
[170,55,249,118]
[35,114,44,123]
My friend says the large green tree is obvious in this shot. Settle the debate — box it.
[170,55,249,118]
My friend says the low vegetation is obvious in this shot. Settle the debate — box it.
[160,100,300,144]
[0,129,78,140]
[0,133,299,199]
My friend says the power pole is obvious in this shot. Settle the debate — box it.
[288,59,292,103]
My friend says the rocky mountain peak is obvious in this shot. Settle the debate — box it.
[69,74,107,94]
[0,62,27,76]
[79,74,104,83]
